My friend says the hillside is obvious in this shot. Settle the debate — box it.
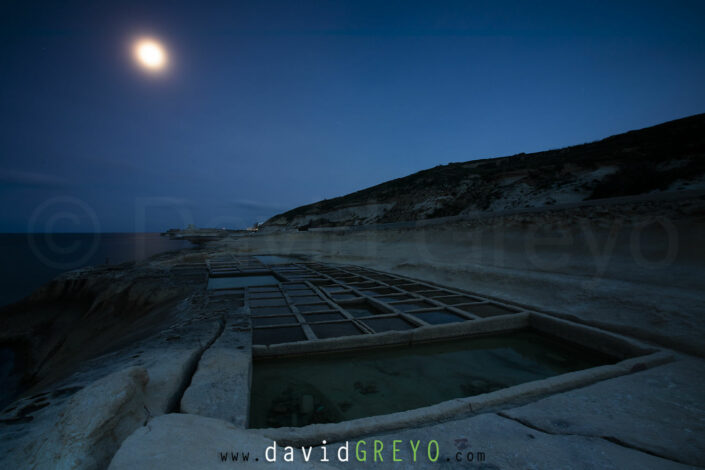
[264,113,705,229]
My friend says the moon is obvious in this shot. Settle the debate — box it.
[133,38,167,71]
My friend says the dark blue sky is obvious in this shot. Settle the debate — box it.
[2,1,704,232]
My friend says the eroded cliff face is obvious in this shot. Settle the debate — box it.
[0,248,231,469]
[0,246,221,462]
[0,265,179,406]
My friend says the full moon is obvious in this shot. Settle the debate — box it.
[133,38,167,71]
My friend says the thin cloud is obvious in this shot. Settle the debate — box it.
[0,168,69,188]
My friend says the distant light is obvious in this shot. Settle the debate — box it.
[133,38,167,71]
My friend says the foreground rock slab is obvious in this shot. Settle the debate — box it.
[359,412,693,469]
[108,413,339,470]
[5,367,148,470]
[0,303,224,469]
[180,323,251,426]
[500,357,705,467]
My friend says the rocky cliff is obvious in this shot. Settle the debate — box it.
[264,113,705,229]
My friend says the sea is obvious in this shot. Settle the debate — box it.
[0,233,192,308]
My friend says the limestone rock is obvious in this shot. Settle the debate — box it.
[108,413,339,470]
[358,412,692,469]
[180,315,251,427]
[180,348,251,426]
[29,366,149,470]
[501,358,705,467]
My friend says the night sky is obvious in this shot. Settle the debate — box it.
[2,1,704,232]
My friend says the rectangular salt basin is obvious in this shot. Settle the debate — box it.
[207,275,279,290]
[249,330,617,428]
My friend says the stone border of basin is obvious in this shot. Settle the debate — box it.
[252,311,651,360]
[251,312,673,446]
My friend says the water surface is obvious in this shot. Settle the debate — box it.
[0,233,191,307]
[207,275,280,289]
[250,330,616,428]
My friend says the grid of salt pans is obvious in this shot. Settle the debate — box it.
[204,258,525,346]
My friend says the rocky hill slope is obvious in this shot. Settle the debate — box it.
[265,113,705,229]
